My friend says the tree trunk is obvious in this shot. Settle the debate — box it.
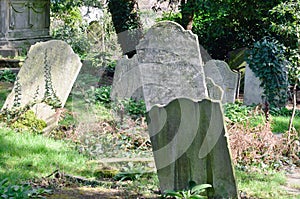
[108,0,143,58]
[288,83,297,140]
[180,0,196,30]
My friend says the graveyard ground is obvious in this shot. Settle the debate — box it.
[0,77,299,198]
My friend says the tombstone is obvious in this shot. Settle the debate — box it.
[147,98,238,198]
[110,55,143,101]
[112,21,209,110]
[199,44,212,65]
[203,60,239,104]
[111,21,238,198]
[206,77,224,101]
[244,65,263,105]
[0,0,50,57]
[2,40,82,131]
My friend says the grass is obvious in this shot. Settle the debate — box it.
[0,127,97,184]
[235,169,294,199]
[0,127,298,198]
[271,116,300,134]
[0,82,12,108]
[241,113,300,134]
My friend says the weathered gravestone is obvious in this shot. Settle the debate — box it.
[206,77,224,101]
[147,98,237,198]
[112,21,208,110]
[110,55,143,101]
[203,60,239,103]
[111,21,238,198]
[2,40,82,131]
[243,65,263,105]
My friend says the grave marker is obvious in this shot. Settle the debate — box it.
[203,60,239,103]
[2,40,82,131]
[111,21,238,198]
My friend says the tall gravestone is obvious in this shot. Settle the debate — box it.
[112,21,208,111]
[244,65,263,105]
[111,21,238,198]
[203,60,239,103]
[2,40,82,131]
[0,0,50,57]
[147,98,237,198]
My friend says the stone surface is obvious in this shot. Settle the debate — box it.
[147,98,238,198]
[206,77,223,101]
[0,0,50,56]
[203,60,239,103]
[136,21,208,110]
[111,21,208,111]
[2,40,82,130]
[244,65,263,105]
[110,55,143,101]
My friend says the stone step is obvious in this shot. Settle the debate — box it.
[0,48,18,57]
[0,58,22,68]
[0,67,20,74]
[0,41,9,46]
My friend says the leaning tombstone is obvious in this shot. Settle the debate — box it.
[203,60,239,103]
[111,21,238,198]
[2,40,82,131]
[243,65,263,105]
[147,98,238,198]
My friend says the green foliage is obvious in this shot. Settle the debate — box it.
[94,86,112,104]
[270,0,300,86]
[162,181,212,199]
[42,52,62,109]
[11,110,47,134]
[50,1,92,58]
[94,86,146,117]
[0,70,16,83]
[121,98,146,118]
[0,178,51,199]
[270,107,300,117]
[270,0,300,48]
[224,102,253,123]
[107,0,143,56]
[246,37,289,107]
[160,0,284,59]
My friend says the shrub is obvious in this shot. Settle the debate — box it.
[0,178,51,199]
[121,98,146,118]
[94,86,112,104]
[0,69,16,83]
[246,37,289,107]
[11,110,47,134]
[224,102,253,123]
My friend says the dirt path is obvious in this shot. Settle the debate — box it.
[282,168,300,198]
[48,187,159,199]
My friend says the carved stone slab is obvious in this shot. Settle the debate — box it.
[147,98,238,198]
[111,21,208,111]
[136,21,208,110]
[2,40,82,130]
[203,60,238,103]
